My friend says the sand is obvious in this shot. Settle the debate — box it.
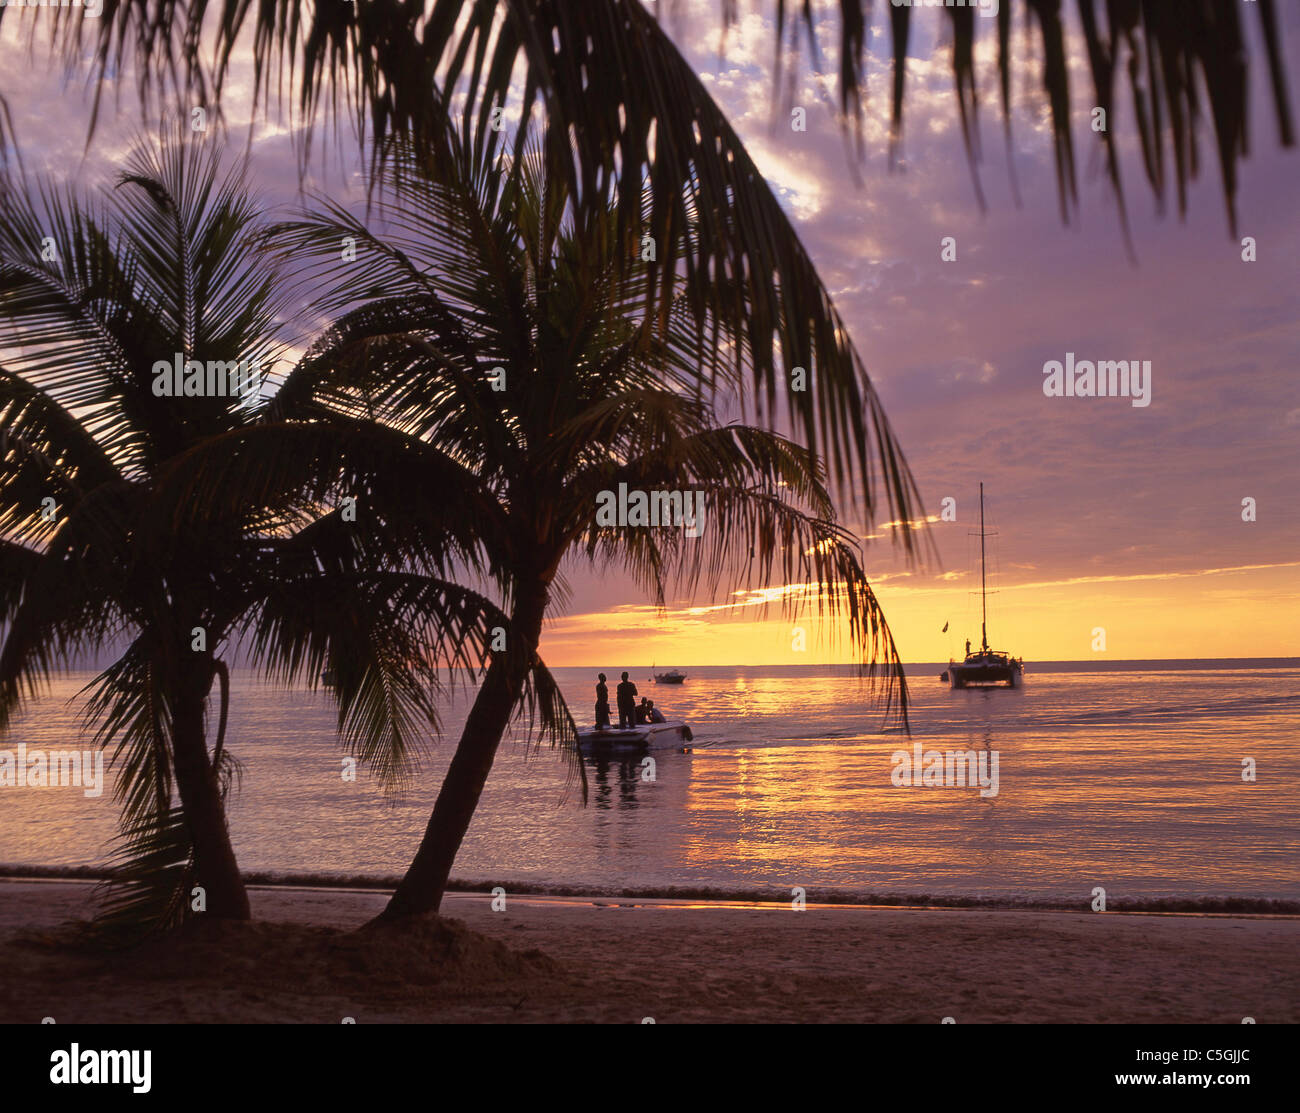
[1,879,1296,1023]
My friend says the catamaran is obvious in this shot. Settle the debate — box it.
[942,483,1024,689]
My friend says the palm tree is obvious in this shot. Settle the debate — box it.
[0,140,284,922]
[0,135,518,929]
[257,121,913,920]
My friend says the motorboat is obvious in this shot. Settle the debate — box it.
[576,720,693,754]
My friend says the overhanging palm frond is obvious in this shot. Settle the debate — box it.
[730,0,1294,237]
[39,0,1293,218]
[83,643,173,842]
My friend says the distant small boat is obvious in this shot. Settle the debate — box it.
[945,483,1024,690]
[653,669,687,684]
[321,669,338,687]
[577,721,693,753]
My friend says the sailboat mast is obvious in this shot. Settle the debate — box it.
[980,482,988,652]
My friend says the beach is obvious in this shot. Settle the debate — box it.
[3,879,1296,1024]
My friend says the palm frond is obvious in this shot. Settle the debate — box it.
[737,0,1293,235]
[81,641,192,939]
[516,656,585,803]
[0,365,123,541]
[0,179,156,475]
[581,442,911,728]
[242,570,518,794]
[0,481,139,731]
[151,418,508,579]
[91,806,193,940]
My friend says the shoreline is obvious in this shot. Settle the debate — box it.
[4,868,1297,918]
[514,658,1300,672]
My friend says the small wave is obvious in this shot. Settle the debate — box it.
[773,729,858,741]
[7,867,1295,915]
[1017,691,1300,731]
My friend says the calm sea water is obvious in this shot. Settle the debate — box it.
[2,664,1297,905]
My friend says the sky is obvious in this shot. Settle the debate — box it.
[1,2,1297,667]
[552,3,1300,665]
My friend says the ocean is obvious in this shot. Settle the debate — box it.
[2,663,1297,907]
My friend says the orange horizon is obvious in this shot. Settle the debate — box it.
[538,559,1300,667]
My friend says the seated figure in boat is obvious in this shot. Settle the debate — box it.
[646,700,666,724]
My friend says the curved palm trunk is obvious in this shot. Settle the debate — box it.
[171,677,250,920]
[378,579,550,920]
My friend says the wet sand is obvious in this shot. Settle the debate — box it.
[1,880,1296,1023]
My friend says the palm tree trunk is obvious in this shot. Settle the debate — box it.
[171,677,250,920]
[377,579,550,920]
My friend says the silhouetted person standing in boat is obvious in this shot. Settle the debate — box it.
[616,671,638,728]
[595,674,611,729]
